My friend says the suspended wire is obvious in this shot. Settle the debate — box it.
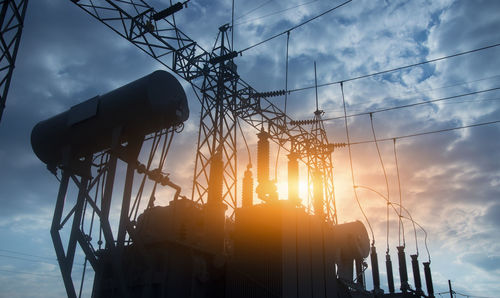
[238,0,352,54]
[452,291,493,298]
[369,113,390,252]
[394,202,429,262]
[349,119,500,146]
[288,42,500,93]
[274,143,281,180]
[322,97,500,119]
[400,73,500,96]
[321,86,500,122]
[235,0,319,26]
[234,0,274,21]
[285,31,290,114]
[320,74,500,115]
[236,117,252,166]
[0,254,58,267]
[0,269,60,278]
[440,97,500,105]
[355,185,427,262]
[393,139,405,247]
[341,82,375,243]
[0,248,55,262]
[272,31,293,180]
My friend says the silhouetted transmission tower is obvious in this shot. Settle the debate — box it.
[0,0,28,123]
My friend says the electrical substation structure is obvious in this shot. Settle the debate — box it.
[0,0,29,122]
[17,0,448,297]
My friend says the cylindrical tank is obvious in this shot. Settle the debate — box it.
[335,220,370,259]
[334,220,370,282]
[31,70,189,166]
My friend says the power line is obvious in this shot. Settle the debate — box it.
[235,0,274,21]
[236,0,319,26]
[341,82,375,244]
[321,74,500,114]
[437,290,492,298]
[349,119,500,145]
[321,86,500,122]
[393,139,405,248]
[0,249,85,267]
[400,74,500,96]
[238,0,352,54]
[0,268,60,278]
[0,253,85,267]
[0,254,58,266]
[369,113,390,253]
[288,42,500,93]
[0,248,55,261]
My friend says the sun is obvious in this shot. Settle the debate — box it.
[276,178,310,203]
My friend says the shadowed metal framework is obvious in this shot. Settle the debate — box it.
[71,0,341,222]
[0,0,28,122]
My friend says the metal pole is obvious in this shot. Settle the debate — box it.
[448,280,453,298]
[51,171,76,298]
[66,175,90,272]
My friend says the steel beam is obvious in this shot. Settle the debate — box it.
[0,0,28,122]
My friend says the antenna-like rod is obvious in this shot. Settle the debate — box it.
[231,0,234,50]
[314,61,319,112]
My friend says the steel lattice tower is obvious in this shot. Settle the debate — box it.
[0,0,28,122]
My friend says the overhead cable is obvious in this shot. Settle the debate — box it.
[369,113,390,253]
[235,0,279,22]
[321,86,500,122]
[0,268,60,278]
[341,82,375,243]
[238,0,352,54]
[288,42,500,93]
[236,0,319,25]
[393,139,405,247]
[349,119,500,145]
[355,185,429,262]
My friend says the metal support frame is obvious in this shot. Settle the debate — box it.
[50,135,143,298]
[0,0,28,122]
[305,109,337,221]
[70,0,338,223]
[192,24,238,210]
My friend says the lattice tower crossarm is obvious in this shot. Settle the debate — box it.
[69,0,338,222]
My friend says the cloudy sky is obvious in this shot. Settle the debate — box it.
[1,0,499,297]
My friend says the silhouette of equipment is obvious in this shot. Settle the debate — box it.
[31,70,188,168]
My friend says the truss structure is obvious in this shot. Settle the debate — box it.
[70,0,339,222]
[0,0,28,122]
